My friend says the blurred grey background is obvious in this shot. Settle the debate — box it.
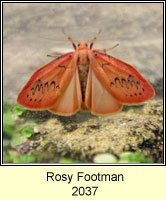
[3,3,163,102]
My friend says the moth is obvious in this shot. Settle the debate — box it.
[17,30,155,116]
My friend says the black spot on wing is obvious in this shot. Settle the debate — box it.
[27,79,60,103]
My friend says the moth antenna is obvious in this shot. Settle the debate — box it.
[62,28,80,50]
[89,29,101,49]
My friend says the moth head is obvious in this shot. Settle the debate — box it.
[77,42,88,49]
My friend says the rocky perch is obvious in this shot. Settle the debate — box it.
[23,99,163,163]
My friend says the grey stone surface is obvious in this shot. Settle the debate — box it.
[3,3,163,101]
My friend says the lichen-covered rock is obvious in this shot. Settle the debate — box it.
[26,99,163,163]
